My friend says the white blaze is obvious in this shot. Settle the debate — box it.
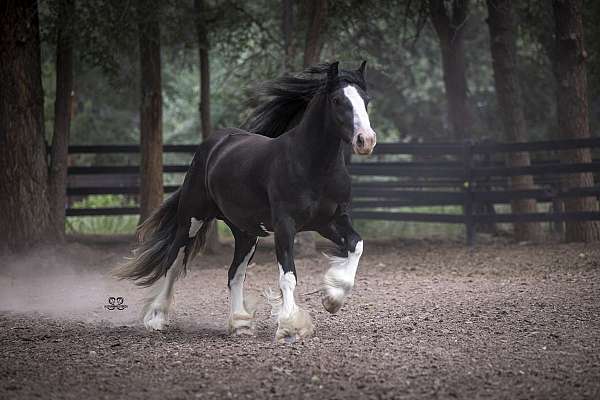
[343,85,372,134]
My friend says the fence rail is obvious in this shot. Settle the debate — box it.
[61,137,600,244]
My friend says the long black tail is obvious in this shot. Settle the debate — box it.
[113,188,212,287]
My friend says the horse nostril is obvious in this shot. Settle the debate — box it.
[357,134,365,148]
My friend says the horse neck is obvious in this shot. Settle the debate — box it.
[290,93,344,174]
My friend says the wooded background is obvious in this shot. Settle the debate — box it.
[1,0,600,252]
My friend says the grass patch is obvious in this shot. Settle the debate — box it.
[66,195,138,235]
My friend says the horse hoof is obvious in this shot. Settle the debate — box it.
[229,321,255,336]
[321,294,343,314]
[321,285,347,314]
[279,334,299,344]
[228,313,255,336]
[144,309,168,331]
[276,329,310,344]
[231,325,255,336]
[275,307,314,342]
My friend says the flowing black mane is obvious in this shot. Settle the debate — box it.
[242,62,367,138]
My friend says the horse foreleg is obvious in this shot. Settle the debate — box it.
[267,216,314,342]
[317,215,363,314]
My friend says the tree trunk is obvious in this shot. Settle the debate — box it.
[303,0,328,68]
[196,0,211,143]
[429,0,472,141]
[486,0,541,242]
[0,0,51,252]
[552,0,600,242]
[194,0,220,253]
[137,0,164,223]
[296,0,329,255]
[282,0,295,73]
[49,0,75,241]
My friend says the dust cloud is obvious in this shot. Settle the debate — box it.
[0,242,146,325]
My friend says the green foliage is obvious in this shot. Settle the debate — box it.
[39,0,600,150]
[35,0,600,240]
[217,220,234,239]
[66,195,138,235]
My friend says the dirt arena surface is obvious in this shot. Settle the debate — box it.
[1,238,599,399]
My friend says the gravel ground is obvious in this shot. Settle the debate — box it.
[1,238,599,399]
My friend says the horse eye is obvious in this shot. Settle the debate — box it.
[332,98,340,105]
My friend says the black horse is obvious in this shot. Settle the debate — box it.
[115,61,376,342]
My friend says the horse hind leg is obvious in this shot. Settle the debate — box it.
[140,139,221,330]
[227,229,258,335]
[142,214,218,330]
[142,223,193,330]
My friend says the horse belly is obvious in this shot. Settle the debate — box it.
[206,133,274,236]
[209,172,272,236]
[208,176,270,233]
[225,202,273,237]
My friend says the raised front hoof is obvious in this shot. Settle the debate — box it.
[321,286,347,314]
[322,295,344,314]
[228,313,255,336]
[275,308,314,343]
[143,308,169,331]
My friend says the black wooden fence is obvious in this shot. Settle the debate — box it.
[63,137,600,244]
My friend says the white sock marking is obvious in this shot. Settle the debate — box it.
[229,242,256,316]
[322,240,363,312]
[278,264,298,319]
[144,247,185,330]
[265,264,315,340]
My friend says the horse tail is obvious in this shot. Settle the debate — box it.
[114,187,215,287]
[136,188,181,243]
[113,188,190,287]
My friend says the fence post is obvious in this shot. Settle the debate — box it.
[476,138,498,234]
[552,189,564,237]
[463,140,475,246]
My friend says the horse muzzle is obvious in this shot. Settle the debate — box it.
[352,130,377,155]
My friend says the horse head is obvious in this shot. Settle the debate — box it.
[325,61,377,155]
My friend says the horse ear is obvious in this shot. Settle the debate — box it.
[357,60,367,78]
[327,61,339,82]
